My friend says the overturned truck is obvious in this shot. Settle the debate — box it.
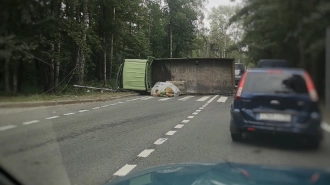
[117,58,235,95]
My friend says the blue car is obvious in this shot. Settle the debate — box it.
[230,68,323,148]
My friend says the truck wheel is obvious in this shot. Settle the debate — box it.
[231,133,243,142]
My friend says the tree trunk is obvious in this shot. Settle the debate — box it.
[54,40,61,92]
[169,22,173,58]
[78,0,88,85]
[109,7,115,80]
[12,60,18,96]
[103,31,107,87]
[4,56,11,93]
[49,43,55,93]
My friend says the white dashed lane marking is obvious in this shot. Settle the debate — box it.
[178,96,194,101]
[101,105,109,108]
[154,138,167,145]
[64,113,75,116]
[141,97,153,100]
[22,120,40,125]
[321,122,330,132]
[192,112,198,115]
[118,102,124,104]
[0,125,17,131]
[78,110,89,113]
[92,107,100,110]
[187,116,194,119]
[113,164,137,176]
[138,149,154,157]
[217,96,228,103]
[196,110,202,112]
[175,124,184,128]
[110,103,118,105]
[165,131,177,135]
[182,120,190,123]
[159,98,171,101]
[46,116,59,120]
[196,96,210,102]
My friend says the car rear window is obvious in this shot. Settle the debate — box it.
[243,72,308,94]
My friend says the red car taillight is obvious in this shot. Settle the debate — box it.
[235,71,247,100]
[304,72,318,102]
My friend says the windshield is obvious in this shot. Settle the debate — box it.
[243,72,308,94]
[1,1,330,185]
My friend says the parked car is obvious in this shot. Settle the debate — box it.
[235,63,245,89]
[257,59,289,68]
[230,68,322,148]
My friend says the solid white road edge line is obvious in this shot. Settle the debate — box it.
[113,164,137,176]
[154,138,167,145]
[0,125,17,131]
[46,116,59,120]
[207,95,219,103]
[321,122,330,132]
[165,131,177,135]
[138,149,155,157]
[22,120,40,125]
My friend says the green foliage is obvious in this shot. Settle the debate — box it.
[229,0,330,97]
[0,0,206,95]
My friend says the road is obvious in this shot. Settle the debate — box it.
[1,95,330,185]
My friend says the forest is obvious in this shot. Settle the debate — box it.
[0,0,329,99]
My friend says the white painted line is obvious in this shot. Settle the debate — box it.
[175,124,184,128]
[110,103,118,105]
[199,107,204,110]
[0,125,17,131]
[321,122,330,132]
[159,98,171,101]
[46,116,59,120]
[101,105,109,107]
[196,110,202,112]
[138,149,154,157]
[113,164,137,176]
[142,97,153,100]
[217,96,228,102]
[196,96,210,102]
[187,116,194,119]
[64,113,75,116]
[118,102,124,104]
[22,120,40,125]
[154,138,167,145]
[182,120,190,123]
[178,96,194,101]
[78,110,89,113]
[192,112,198,115]
[207,95,219,103]
[92,107,100,110]
[166,131,177,135]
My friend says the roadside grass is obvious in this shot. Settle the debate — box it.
[0,91,136,103]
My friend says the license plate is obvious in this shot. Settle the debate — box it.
[259,113,292,122]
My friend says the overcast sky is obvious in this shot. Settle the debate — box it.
[204,0,241,28]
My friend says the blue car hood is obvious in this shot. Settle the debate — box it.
[106,162,330,185]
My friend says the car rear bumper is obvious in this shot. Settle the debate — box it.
[230,109,322,136]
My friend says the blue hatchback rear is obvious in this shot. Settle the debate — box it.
[230,68,323,147]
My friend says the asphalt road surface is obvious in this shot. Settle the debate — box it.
[1,95,330,185]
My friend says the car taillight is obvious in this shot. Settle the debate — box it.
[304,72,318,102]
[235,71,247,100]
